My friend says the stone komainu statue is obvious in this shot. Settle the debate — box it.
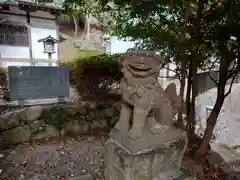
[114,50,181,139]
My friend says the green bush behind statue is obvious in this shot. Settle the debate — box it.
[61,53,122,101]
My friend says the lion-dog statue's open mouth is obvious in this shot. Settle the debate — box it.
[128,62,152,77]
[120,51,161,78]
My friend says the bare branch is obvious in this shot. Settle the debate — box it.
[164,66,178,74]
[227,68,236,79]
[227,58,240,79]
[208,57,219,71]
[208,72,218,85]
[224,72,238,98]
[158,75,179,79]
[207,58,219,85]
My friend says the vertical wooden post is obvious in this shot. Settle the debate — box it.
[55,15,60,64]
[27,11,34,66]
[0,52,2,68]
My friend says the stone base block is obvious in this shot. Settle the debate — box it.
[104,128,188,180]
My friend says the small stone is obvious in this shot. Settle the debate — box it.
[18,174,25,180]
[0,154,4,158]
[184,176,198,180]
[21,160,28,165]
[69,174,94,180]
[79,168,88,175]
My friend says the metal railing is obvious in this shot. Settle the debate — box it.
[0,23,29,46]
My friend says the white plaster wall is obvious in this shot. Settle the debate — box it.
[0,46,30,59]
[158,63,178,88]
[167,63,177,77]
[0,7,29,59]
[31,27,58,60]
[0,26,58,61]
[0,6,58,64]
[195,83,240,147]
[2,61,30,68]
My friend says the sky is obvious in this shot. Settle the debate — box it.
[109,36,135,54]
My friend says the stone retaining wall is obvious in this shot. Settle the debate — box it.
[0,101,121,148]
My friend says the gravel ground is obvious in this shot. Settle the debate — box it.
[0,134,106,180]
[0,134,239,180]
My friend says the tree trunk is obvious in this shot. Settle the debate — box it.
[72,14,78,37]
[195,0,234,157]
[177,68,185,129]
[186,61,192,117]
[186,57,197,143]
[85,15,90,41]
[186,0,204,144]
[196,84,225,157]
[196,55,229,156]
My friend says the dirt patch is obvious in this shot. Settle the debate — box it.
[0,134,107,180]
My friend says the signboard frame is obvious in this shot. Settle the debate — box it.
[8,66,69,102]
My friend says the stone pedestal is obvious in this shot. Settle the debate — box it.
[104,127,188,180]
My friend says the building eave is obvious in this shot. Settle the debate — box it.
[0,0,65,14]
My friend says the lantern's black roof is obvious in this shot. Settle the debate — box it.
[38,35,60,43]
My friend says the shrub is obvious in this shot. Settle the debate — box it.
[59,50,101,86]
[0,68,7,86]
[0,68,8,100]
[63,53,122,101]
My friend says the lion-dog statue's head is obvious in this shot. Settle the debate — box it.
[118,50,163,82]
